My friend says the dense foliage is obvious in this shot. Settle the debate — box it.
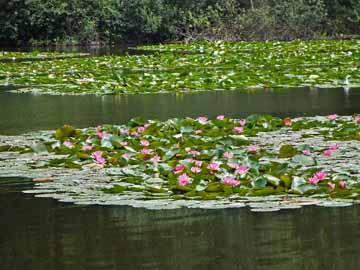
[0,0,359,45]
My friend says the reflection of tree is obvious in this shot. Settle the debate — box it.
[1,182,360,270]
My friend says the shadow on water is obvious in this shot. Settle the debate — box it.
[0,178,360,270]
[0,87,359,135]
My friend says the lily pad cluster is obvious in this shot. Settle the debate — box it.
[0,40,359,94]
[0,51,89,62]
[21,114,359,202]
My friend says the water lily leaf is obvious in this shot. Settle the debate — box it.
[110,135,126,148]
[205,182,224,192]
[146,187,167,193]
[163,148,179,161]
[229,135,249,145]
[31,143,48,153]
[292,155,316,166]
[180,126,193,134]
[0,145,11,152]
[263,174,281,186]
[279,144,297,158]
[106,168,125,176]
[291,176,317,194]
[101,136,113,149]
[64,160,82,169]
[252,177,267,188]
[129,117,146,127]
[158,163,172,173]
[102,185,127,193]
[124,146,137,153]
[54,125,77,140]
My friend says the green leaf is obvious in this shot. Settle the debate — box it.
[110,135,126,148]
[180,126,193,133]
[252,177,267,188]
[54,125,77,140]
[102,185,127,194]
[263,174,281,186]
[279,144,297,158]
[292,155,316,166]
[163,148,179,161]
[291,176,317,194]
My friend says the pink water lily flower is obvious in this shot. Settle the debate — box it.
[184,158,194,163]
[323,149,333,156]
[327,114,338,121]
[63,141,74,148]
[85,137,92,144]
[309,171,328,185]
[178,173,190,186]
[195,129,203,134]
[121,153,131,159]
[223,152,233,159]
[328,182,336,190]
[283,118,292,126]
[223,177,240,186]
[235,165,249,175]
[207,162,220,171]
[120,141,128,146]
[82,145,93,151]
[195,160,203,167]
[137,126,145,133]
[120,128,129,135]
[248,145,259,153]
[96,132,105,139]
[140,148,152,155]
[339,180,346,189]
[140,140,150,147]
[217,115,225,120]
[239,119,246,127]
[151,155,161,163]
[189,150,201,157]
[197,116,208,124]
[233,127,244,134]
[92,151,106,165]
[302,149,311,155]
[355,116,360,123]
[228,163,239,169]
[191,166,201,173]
[174,165,185,174]
[131,131,139,137]
[329,143,339,150]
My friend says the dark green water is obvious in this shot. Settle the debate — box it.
[0,87,360,270]
[1,179,360,270]
[1,87,359,135]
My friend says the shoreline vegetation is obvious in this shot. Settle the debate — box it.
[1,0,359,46]
[0,40,359,95]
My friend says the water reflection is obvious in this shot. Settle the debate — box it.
[0,180,360,270]
[0,87,359,135]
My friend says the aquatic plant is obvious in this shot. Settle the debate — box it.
[0,40,359,95]
[2,114,356,201]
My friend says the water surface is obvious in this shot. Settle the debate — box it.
[1,86,360,270]
[0,179,359,270]
[1,87,359,135]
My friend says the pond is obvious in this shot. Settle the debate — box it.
[0,85,360,269]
